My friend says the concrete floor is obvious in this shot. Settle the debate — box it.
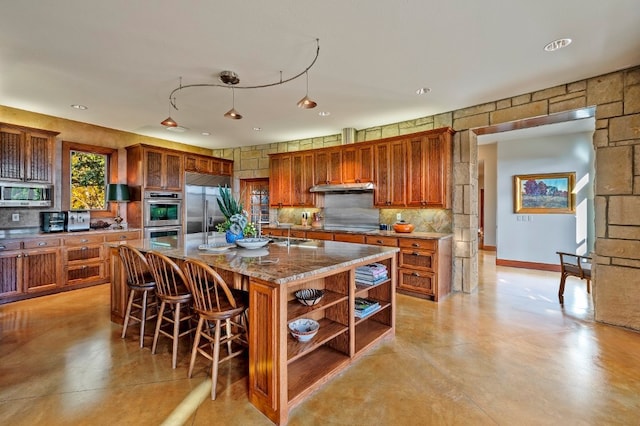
[1,251,639,425]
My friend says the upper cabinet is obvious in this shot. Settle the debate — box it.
[342,144,374,183]
[0,123,58,183]
[269,154,292,207]
[185,153,233,176]
[374,139,406,207]
[405,128,453,208]
[126,145,183,191]
[314,148,343,185]
[269,152,315,207]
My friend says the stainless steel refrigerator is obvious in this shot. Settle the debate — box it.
[184,173,231,235]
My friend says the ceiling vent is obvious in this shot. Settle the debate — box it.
[341,128,356,144]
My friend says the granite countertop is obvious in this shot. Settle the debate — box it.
[111,233,398,286]
[264,225,452,240]
[0,227,142,240]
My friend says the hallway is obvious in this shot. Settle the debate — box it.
[1,251,639,425]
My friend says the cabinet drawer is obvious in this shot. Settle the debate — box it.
[66,262,105,284]
[23,238,60,249]
[399,249,435,271]
[66,245,103,263]
[306,231,333,241]
[63,235,104,246]
[334,233,365,244]
[0,240,22,251]
[265,228,287,237]
[364,235,398,247]
[398,268,435,295]
[398,238,436,251]
[289,230,306,239]
[104,231,141,242]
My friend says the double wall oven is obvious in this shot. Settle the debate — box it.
[143,191,183,240]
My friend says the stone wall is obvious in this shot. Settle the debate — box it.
[227,65,640,331]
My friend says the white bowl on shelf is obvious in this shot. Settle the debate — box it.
[235,237,270,249]
[288,318,320,342]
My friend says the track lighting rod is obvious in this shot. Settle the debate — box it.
[168,38,320,111]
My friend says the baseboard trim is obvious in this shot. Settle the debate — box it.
[481,245,497,251]
[496,258,561,272]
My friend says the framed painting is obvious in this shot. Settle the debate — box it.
[513,172,575,214]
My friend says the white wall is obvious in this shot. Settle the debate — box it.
[495,131,595,265]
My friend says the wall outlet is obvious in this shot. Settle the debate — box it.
[12,213,20,222]
[396,213,402,221]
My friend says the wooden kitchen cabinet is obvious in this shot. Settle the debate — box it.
[397,236,452,301]
[63,234,106,286]
[127,145,183,191]
[291,152,315,206]
[314,148,342,184]
[405,128,453,208]
[185,153,233,176]
[269,154,293,207]
[0,239,61,298]
[374,139,406,207]
[0,123,58,183]
[342,144,374,183]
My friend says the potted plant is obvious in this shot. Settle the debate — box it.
[215,186,256,243]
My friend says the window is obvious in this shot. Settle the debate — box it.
[70,150,107,210]
[62,141,118,218]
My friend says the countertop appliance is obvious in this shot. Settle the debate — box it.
[66,210,90,232]
[40,211,66,233]
[0,182,53,207]
[185,173,231,237]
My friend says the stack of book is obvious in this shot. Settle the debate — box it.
[355,263,388,285]
[355,297,380,318]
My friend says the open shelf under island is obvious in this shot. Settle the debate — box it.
[108,233,398,425]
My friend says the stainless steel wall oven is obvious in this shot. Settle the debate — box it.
[143,191,182,228]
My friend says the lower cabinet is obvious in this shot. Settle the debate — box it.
[0,229,141,304]
[397,237,452,301]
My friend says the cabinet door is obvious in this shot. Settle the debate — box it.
[164,152,183,190]
[185,155,212,174]
[374,140,405,206]
[314,150,329,184]
[291,152,314,206]
[341,147,357,183]
[0,251,22,297]
[269,154,292,207]
[0,127,24,181]
[406,136,426,207]
[356,144,374,183]
[25,132,53,183]
[220,160,233,176]
[405,131,451,208]
[23,248,60,293]
[144,149,164,189]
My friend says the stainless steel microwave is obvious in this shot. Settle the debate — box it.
[0,182,53,207]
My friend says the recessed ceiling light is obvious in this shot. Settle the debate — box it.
[201,132,211,136]
[544,38,572,52]
[253,127,262,131]
[166,126,187,132]
[416,87,431,95]
[318,111,330,117]
[70,104,88,110]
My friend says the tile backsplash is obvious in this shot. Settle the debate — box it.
[0,209,44,230]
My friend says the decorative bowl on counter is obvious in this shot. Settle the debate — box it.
[294,288,325,306]
[393,221,415,233]
[235,237,270,249]
[288,318,320,342]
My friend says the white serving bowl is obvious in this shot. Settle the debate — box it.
[235,237,270,249]
[288,318,320,342]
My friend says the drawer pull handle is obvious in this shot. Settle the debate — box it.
[16,254,22,258]
[120,235,127,239]
[38,242,47,246]
[81,246,88,250]
[412,272,421,277]
[412,243,420,247]
[81,239,89,243]
[412,252,421,256]
[376,240,383,244]
[0,245,5,250]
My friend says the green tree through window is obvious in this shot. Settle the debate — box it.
[70,151,107,210]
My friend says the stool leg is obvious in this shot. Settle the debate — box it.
[172,302,181,369]
[121,289,135,339]
[586,279,591,294]
[139,290,148,348]
[558,273,567,304]
[188,317,205,378]
[211,319,222,400]
[152,300,166,355]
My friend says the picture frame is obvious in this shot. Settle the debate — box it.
[513,172,575,214]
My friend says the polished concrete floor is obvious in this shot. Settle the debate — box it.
[2,251,640,425]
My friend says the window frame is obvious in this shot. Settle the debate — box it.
[62,141,118,219]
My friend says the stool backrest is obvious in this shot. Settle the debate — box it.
[182,258,239,314]
[145,251,189,297]
[118,244,153,287]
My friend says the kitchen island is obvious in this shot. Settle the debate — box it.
[108,233,398,425]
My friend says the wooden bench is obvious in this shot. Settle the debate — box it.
[557,251,592,304]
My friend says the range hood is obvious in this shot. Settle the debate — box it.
[309,182,374,192]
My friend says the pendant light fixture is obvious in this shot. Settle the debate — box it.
[224,88,242,119]
[297,71,317,109]
[163,39,320,122]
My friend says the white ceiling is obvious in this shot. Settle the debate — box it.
[1,1,639,150]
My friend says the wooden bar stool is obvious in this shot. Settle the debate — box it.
[557,251,592,304]
[145,251,195,369]
[182,258,248,400]
[118,244,158,348]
